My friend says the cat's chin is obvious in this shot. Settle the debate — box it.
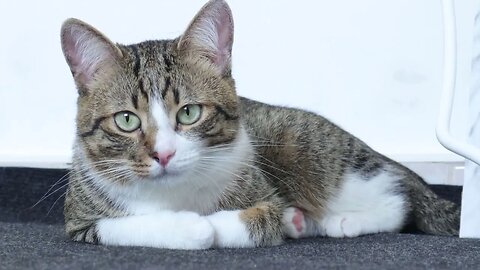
[143,169,184,184]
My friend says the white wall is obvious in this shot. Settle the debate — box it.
[0,0,476,167]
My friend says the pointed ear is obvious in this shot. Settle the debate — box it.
[177,0,234,76]
[61,18,122,92]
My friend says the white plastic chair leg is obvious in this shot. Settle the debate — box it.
[437,0,480,238]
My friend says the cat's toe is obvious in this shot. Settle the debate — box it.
[282,207,306,239]
[323,215,361,238]
[323,216,346,238]
[341,217,361,237]
[175,212,215,250]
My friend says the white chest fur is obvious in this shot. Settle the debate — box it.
[105,176,232,215]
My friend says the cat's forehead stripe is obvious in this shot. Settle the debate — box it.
[162,53,173,72]
[128,42,176,104]
[158,75,180,105]
[131,92,139,110]
[172,86,180,105]
[161,77,171,99]
[130,45,141,77]
[128,44,148,101]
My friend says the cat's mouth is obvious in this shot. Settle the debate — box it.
[146,167,182,182]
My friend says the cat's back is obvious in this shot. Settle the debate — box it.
[238,97,388,201]
[238,96,350,145]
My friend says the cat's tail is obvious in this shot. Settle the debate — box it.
[401,169,460,236]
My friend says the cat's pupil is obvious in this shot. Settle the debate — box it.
[124,113,130,122]
[184,107,190,116]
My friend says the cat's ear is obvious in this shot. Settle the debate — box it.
[61,18,123,92]
[178,0,234,76]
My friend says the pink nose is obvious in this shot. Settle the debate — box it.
[152,151,176,167]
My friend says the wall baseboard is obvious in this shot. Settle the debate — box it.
[403,162,464,186]
[0,161,465,186]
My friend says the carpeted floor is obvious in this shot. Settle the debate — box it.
[1,167,479,270]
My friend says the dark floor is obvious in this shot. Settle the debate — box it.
[1,167,479,270]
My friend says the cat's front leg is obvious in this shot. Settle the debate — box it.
[94,211,215,249]
[206,201,284,248]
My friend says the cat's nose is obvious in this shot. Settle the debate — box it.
[152,151,176,167]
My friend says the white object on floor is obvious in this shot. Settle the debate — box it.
[437,0,480,238]
[461,10,480,238]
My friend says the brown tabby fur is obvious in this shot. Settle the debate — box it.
[62,0,460,247]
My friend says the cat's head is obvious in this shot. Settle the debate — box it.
[61,0,249,185]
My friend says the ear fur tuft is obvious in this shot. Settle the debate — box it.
[178,0,234,75]
[61,18,122,91]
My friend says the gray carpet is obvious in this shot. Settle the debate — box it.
[1,167,479,270]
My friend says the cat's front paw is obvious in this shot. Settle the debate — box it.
[173,212,215,250]
[282,207,306,239]
[206,210,255,248]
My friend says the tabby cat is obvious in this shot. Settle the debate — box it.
[61,0,459,249]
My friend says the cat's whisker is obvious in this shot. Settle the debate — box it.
[33,170,74,209]
[196,160,249,184]
[193,165,246,203]
[35,174,99,209]
[94,168,135,185]
[199,155,288,175]
[32,180,73,209]
[247,157,293,176]
[36,165,135,210]
[90,160,129,170]
[188,166,220,192]
[193,165,247,206]
[198,156,297,191]
[250,143,299,147]
[46,190,68,217]
[251,152,279,165]
[198,144,240,153]
[109,171,136,185]
[90,167,131,181]
[221,128,299,146]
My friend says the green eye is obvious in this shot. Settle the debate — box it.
[114,111,141,132]
[177,104,202,125]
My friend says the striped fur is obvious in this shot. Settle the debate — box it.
[61,0,460,249]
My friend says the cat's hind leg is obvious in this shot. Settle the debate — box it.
[317,171,408,238]
[282,207,328,239]
[283,171,409,239]
[282,207,308,239]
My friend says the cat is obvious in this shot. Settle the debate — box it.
[60,0,460,249]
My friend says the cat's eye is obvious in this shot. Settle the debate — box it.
[114,111,141,132]
[177,104,202,125]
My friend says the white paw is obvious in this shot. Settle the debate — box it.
[206,210,255,248]
[341,217,362,237]
[96,212,215,250]
[322,215,361,238]
[172,212,215,250]
[282,207,306,239]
